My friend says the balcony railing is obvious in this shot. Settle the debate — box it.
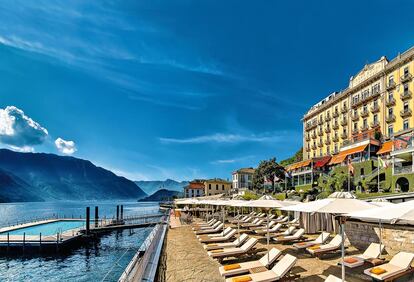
[370,104,380,113]
[386,81,396,91]
[360,125,369,132]
[386,114,396,123]
[318,142,323,148]
[352,128,359,135]
[401,73,412,83]
[341,132,348,139]
[351,113,359,121]
[317,119,323,125]
[333,111,339,118]
[401,90,412,100]
[385,98,396,107]
[312,144,317,150]
[306,147,311,152]
[360,109,369,117]
[332,135,339,142]
[340,119,348,126]
[341,106,348,114]
[332,122,339,130]
[305,135,310,141]
[400,108,412,118]
[318,130,324,136]
[311,133,317,139]
[324,127,331,133]
[325,139,331,145]
[370,121,380,128]
[306,122,317,130]
[394,166,412,175]
[325,115,331,122]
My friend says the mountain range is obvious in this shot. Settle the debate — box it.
[138,189,182,202]
[135,179,188,195]
[0,149,146,202]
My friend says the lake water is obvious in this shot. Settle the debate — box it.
[0,200,160,281]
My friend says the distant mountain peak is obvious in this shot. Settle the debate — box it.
[135,179,189,195]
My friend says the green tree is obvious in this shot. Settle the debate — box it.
[253,158,285,192]
[280,147,303,167]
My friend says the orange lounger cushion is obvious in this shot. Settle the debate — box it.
[224,264,241,271]
[296,242,307,246]
[208,243,218,246]
[309,245,320,250]
[211,249,224,253]
[232,276,252,282]
[370,267,387,275]
[344,257,358,264]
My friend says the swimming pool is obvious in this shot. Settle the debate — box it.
[0,220,85,236]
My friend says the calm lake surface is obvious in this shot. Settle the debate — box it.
[0,200,160,281]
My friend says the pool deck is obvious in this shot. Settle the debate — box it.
[163,218,391,282]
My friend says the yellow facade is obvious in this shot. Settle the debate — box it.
[203,179,232,196]
[303,47,414,160]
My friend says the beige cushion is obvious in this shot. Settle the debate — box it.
[361,243,384,260]
[258,248,282,266]
[389,251,414,269]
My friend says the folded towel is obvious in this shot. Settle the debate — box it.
[232,276,252,282]
[224,264,241,271]
[370,267,386,275]
[211,249,224,253]
[344,257,358,264]
[309,245,320,250]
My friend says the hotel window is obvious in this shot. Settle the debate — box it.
[388,91,393,101]
[388,125,394,136]
[334,144,338,153]
[373,99,378,107]
[372,83,380,94]
[327,147,330,154]
[389,75,394,85]
[363,118,368,128]
[353,109,358,116]
[363,105,368,112]
[352,95,359,104]
[362,89,370,99]
[404,120,409,130]
[353,122,358,131]
[319,149,322,156]
[404,66,409,75]
[373,114,378,124]
[404,101,409,112]
[388,107,393,116]
[404,83,409,93]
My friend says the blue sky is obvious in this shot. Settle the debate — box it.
[1,0,414,181]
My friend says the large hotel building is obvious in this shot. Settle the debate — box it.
[288,46,414,192]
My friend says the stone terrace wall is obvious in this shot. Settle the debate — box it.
[345,221,414,256]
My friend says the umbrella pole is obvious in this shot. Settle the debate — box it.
[340,217,346,282]
[379,218,382,258]
[222,206,225,232]
[238,207,240,244]
[267,209,270,263]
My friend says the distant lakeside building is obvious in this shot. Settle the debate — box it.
[289,45,414,192]
[232,167,255,193]
[184,178,232,198]
[184,180,205,198]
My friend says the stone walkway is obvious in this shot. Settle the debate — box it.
[165,225,223,281]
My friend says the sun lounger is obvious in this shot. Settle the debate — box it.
[193,220,221,231]
[243,219,265,228]
[197,227,233,239]
[364,251,414,281]
[204,234,249,250]
[207,238,258,259]
[273,215,284,222]
[286,217,299,226]
[275,216,289,223]
[341,243,384,268]
[231,216,249,224]
[199,229,237,243]
[254,223,283,235]
[251,220,276,231]
[224,253,298,282]
[219,248,282,277]
[195,223,224,235]
[293,232,330,249]
[306,234,343,257]
[273,228,305,243]
[192,218,217,229]
[269,226,296,238]
[325,275,346,282]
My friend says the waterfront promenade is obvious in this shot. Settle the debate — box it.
[164,218,376,281]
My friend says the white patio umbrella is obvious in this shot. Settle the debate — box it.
[281,197,377,282]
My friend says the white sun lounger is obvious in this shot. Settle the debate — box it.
[254,223,283,235]
[293,232,330,249]
[224,254,298,282]
[193,220,221,231]
[207,238,258,259]
[270,226,296,238]
[364,251,414,281]
[306,234,343,257]
[195,223,224,235]
[243,219,265,228]
[341,243,384,268]
[204,234,249,250]
[251,220,276,231]
[197,227,233,239]
[199,229,237,243]
[286,217,299,226]
[275,216,289,223]
[192,218,217,229]
[273,228,305,243]
[325,274,346,282]
[219,248,282,277]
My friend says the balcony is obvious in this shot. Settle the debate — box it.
[386,114,396,123]
[311,132,317,139]
[318,142,323,148]
[341,106,348,114]
[401,90,412,100]
[360,108,369,117]
[325,139,331,145]
[318,119,323,125]
[370,121,380,128]
[370,104,380,113]
[385,98,396,107]
[401,73,412,83]
[351,113,359,121]
[318,130,324,136]
[333,111,339,118]
[386,81,396,91]
[332,135,339,142]
[400,108,412,118]
[312,144,317,150]
[305,147,311,152]
[324,126,331,133]
[360,125,369,132]
[340,119,348,126]
[332,122,339,130]
[341,132,348,139]
[352,128,359,135]
[325,115,331,122]
[305,135,310,141]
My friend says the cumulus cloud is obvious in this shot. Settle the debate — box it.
[0,106,48,149]
[55,138,77,155]
[159,133,282,144]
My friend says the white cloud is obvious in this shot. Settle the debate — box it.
[0,106,48,147]
[9,145,35,153]
[55,138,77,155]
[159,133,283,144]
